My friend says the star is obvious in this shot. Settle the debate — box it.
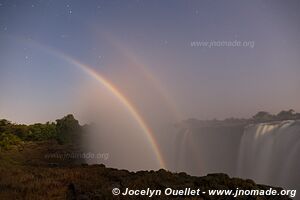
[97,55,104,63]
[160,40,168,46]
[69,10,72,14]
[60,34,67,38]
[24,55,33,63]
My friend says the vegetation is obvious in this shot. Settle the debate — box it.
[252,109,300,123]
[182,109,300,127]
[0,114,83,150]
[2,110,299,149]
[0,114,293,199]
[0,141,291,200]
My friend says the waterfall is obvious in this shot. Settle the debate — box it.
[175,128,190,171]
[173,124,243,176]
[237,120,300,192]
[173,119,300,195]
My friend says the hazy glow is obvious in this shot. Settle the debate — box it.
[62,55,166,169]
[105,34,182,121]
[1,0,300,172]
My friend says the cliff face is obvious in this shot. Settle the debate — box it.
[172,120,300,200]
[0,141,292,200]
[173,123,245,176]
[0,116,296,199]
[238,120,300,195]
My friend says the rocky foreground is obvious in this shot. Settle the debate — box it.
[0,141,292,200]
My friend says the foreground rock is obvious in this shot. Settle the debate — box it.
[0,141,292,200]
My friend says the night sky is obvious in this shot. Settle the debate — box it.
[1,0,300,124]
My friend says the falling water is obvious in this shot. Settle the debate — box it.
[174,119,300,195]
[173,123,243,176]
[237,120,300,192]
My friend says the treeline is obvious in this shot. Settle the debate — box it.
[0,114,84,150]
[182,109,300,127]
[252,109,300,122]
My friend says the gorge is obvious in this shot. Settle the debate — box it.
[173,118,300,197]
